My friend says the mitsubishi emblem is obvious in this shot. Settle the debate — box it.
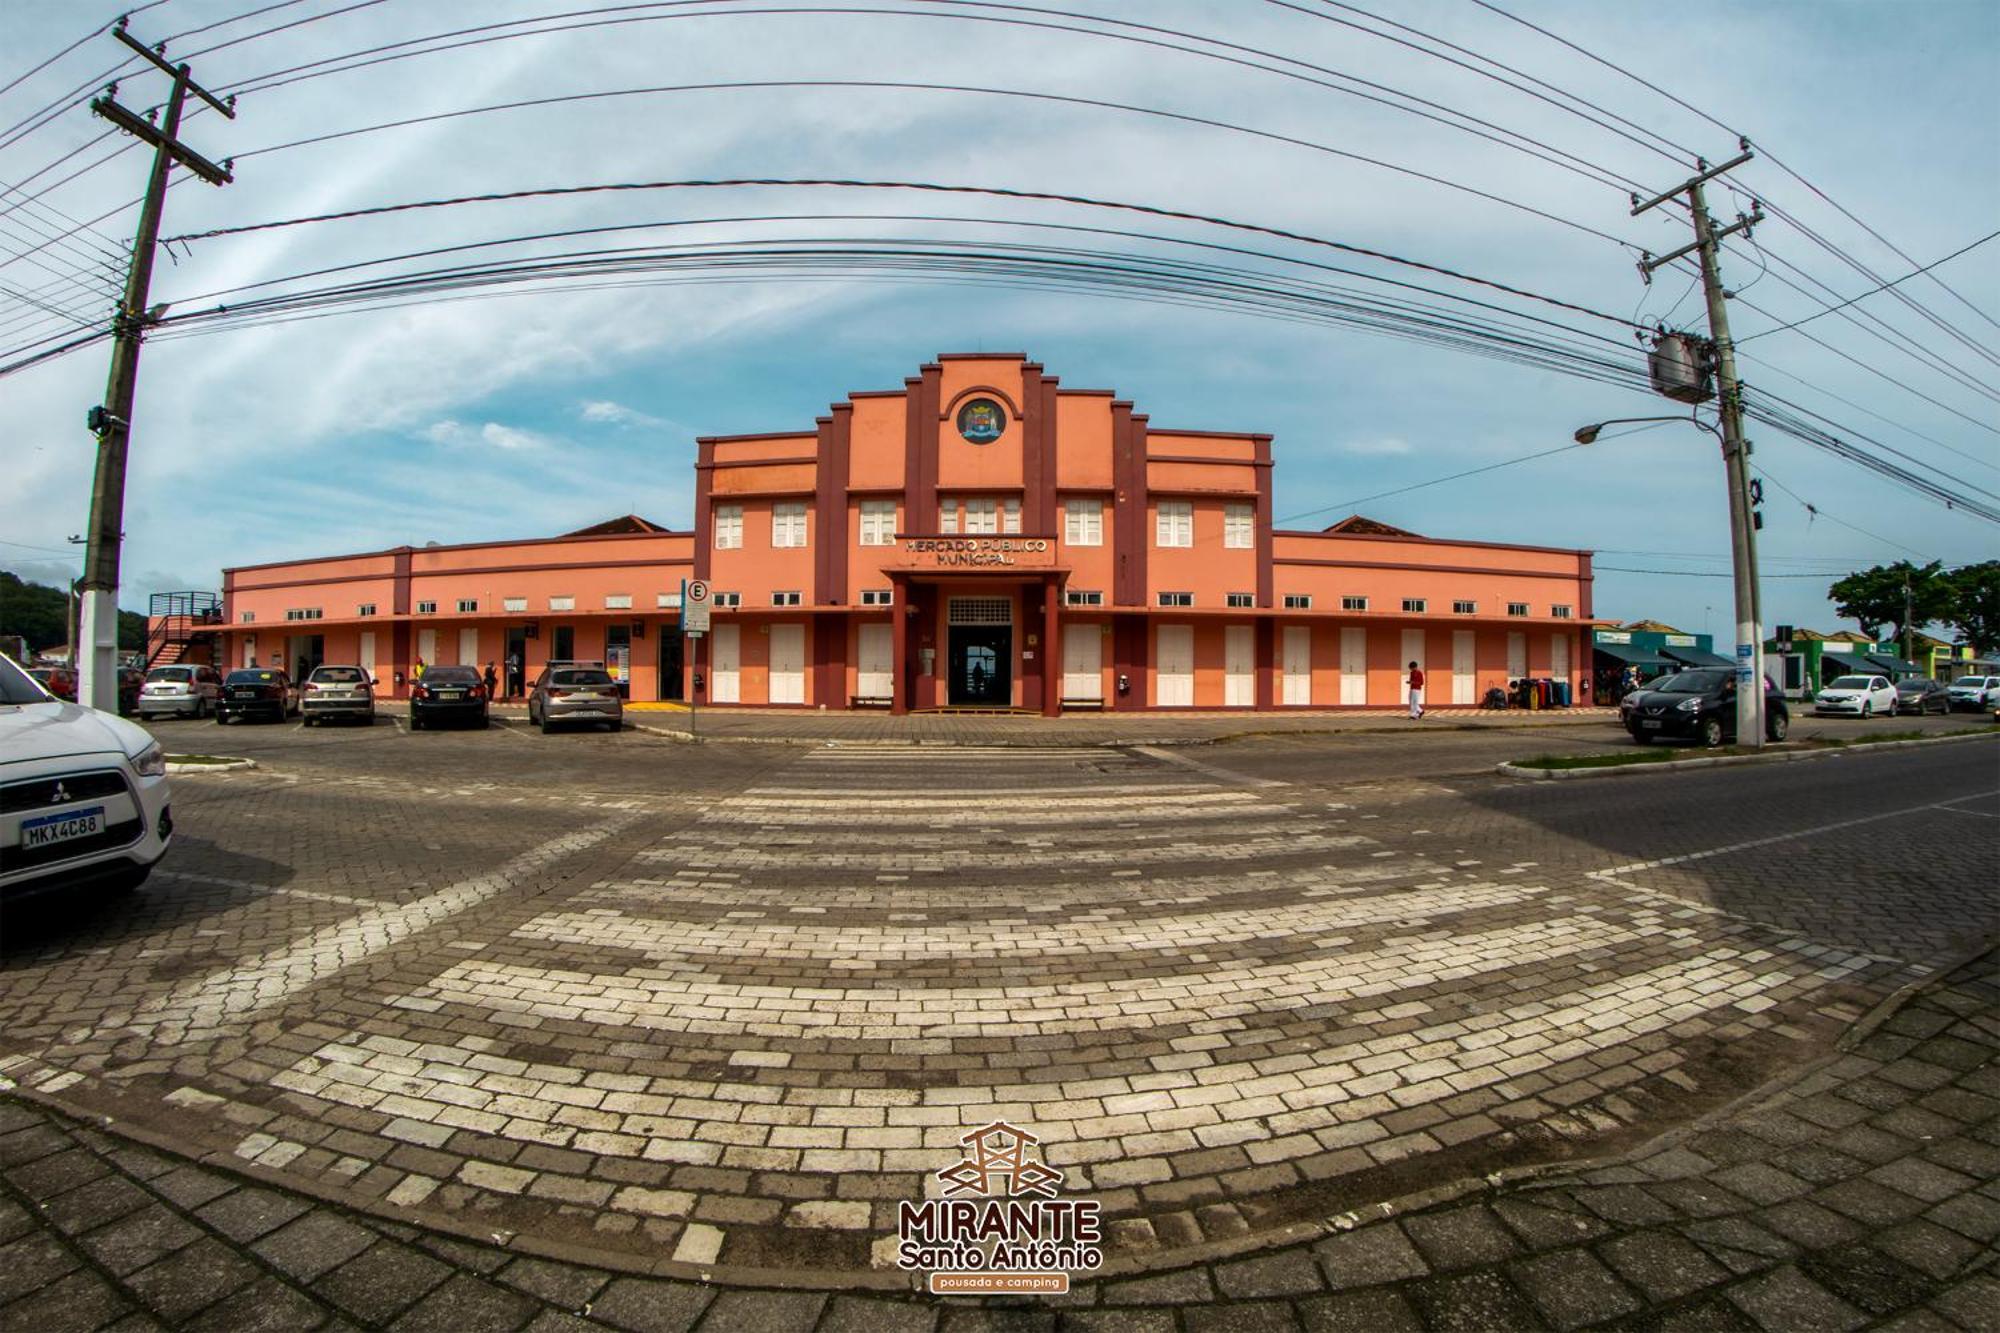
[50,782,70,804]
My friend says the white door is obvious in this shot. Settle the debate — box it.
[1284,626,1313,706]
[418,628,438,667]
[1452,630,1475,705]
[1400,629,1425,705]
[1225,625,1255,706]
[769,624,805,704]
[857,624,893,699]
[242,637,257,669]
[1156,625,1194,707]
[1062,625,1102,700]
[458,627,479,670]
[711,624,740,703]
[1507,631,1528,682]
[359,631,377,683]
[1551,633,1571,691]
[1339,627,1366,705]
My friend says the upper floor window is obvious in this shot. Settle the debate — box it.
[1063,498,1103,546]
[1453,600,1477,615]
[604,594,632,610]
[1224,503,1254,549]
[772,591,801,607]
[1402,598,1427,614]
[1065,589,1104,607]
[1002,497,1021,534]
[772,502,808,548]
[860,588,894,606]
[548,596,574,612]
[1552,605,1574,619]
[1341,596,1367,612]
[859,499,897,546]
[712,591,741,608]
[964,498,998,534]
[1507,602,1530,617]
[1227,592,1254,608]
[239,611,255,623]
[1158,591,1193,607]
[503,597,528,613]
[416,600,438,614]
[714,504,743,549]
[1156,500,1192,548]
[457,599,479,613]
[357,603,376,617]
[1287,594,1315,610]
[285,608,323,621]
[939,501,957,534]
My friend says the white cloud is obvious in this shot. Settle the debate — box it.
[422,420,470,445]
[580,399,665,428]
[481,422,546,452]
[1343,436,1415,456]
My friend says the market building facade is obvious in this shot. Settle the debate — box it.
[193,355,1597,714]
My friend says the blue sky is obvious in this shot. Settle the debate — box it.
[1,0,1995,644]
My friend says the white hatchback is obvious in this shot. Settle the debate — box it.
[1813,674,1899,718]
[1948,675,1998,711]
[1,653,173,907]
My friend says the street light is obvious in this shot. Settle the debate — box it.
[1574,410,1765,749]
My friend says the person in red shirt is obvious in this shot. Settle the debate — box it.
[1407,661,1425,719]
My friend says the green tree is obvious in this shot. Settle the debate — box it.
[1946,561,2000,656]
[0,571,149,655]
[1828,561,1953,645]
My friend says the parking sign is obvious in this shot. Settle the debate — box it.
[681,579,710,635]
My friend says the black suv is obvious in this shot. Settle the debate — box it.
[1621,669,1790,747]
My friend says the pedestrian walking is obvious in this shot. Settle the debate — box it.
[1407,661,1425,719]
[484,662,498,699]
[505,652,522,699]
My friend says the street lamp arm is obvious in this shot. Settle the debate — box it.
[1572,413,1720,445]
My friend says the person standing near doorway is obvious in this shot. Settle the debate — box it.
[484,662,498,700]
[505,651,522,699]
[1407,661,1425,719]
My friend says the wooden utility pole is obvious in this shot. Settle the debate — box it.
[1633,148,1769,747]
[76,22,234,711]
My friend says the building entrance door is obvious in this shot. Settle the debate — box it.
[948,627,1011,705]
[657,629,683,701]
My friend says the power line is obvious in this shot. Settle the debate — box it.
[1740,226,2000,344]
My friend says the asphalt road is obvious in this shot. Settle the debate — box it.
[1,717,1993,1289]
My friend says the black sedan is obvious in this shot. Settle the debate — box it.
[215,668,299,723]
[1893,677,1950,715]
[409,665,489,730]
[1620,668,1790,747]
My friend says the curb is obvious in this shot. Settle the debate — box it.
[163,757,256,773]
[1497,728,1995,780]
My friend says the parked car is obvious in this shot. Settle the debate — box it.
[1813,674,1898,718]
[409,665,488,729]
[215,668,299,723]
[117,666,146,715]
[1948,675,1999,712]
[302,664,377,725]
[527,661,624,733]
[1621,668,1790,747]
[138,664,223,719]
[1,652,172,906]
[26,666,76,702]
[1893,677,1950,716]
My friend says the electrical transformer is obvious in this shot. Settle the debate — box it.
[1648,331,1715,404]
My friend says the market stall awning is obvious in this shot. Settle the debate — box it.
[1593,641,1676,669]
[1821,652,1878,676]
[1661,645,1735,669]
[1867,654,1922,675]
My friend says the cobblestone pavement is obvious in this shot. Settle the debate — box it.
[1,946,1993,1331]
[1,723,1993,1306]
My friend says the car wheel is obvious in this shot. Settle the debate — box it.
[1699,718,1725,748]
[540,717,553,734]
[1767,713,1789,742]
[1862,702,1873,718]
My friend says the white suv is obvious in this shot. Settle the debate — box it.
[1,653,173,907]
[1948,675,1998,712]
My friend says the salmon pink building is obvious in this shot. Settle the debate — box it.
[191,354,1594,713]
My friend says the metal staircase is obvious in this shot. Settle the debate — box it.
[146,592,223,670]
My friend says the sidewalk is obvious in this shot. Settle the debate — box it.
[3,948,1992,1331]
[473,702,1619,745]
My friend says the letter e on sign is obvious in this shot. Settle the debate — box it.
[681,579,711,635]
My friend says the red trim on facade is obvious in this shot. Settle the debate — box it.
[223,527,690,577]
[233,557,691,594]
[939,383,1025,423]
[694,455,819,470]
[1145,453,1274,468]
[1274,557,1584,579]
[1146,428,1274,440]
[391,550,412,617]
[1021,362,1045,537]
[695,429,821,445]
[1579,553,1594,621]
[1254,434,1275,611]
[1273,530,1591,558]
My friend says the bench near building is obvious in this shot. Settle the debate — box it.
[192,354,1595,714]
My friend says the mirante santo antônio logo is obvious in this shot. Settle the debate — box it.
[896,1121,1103,1295]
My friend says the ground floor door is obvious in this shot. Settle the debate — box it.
[1401,629,1425,705]
[948,626,1011,705]
[458,627,480,671]
[769,624,805,704]
[358,631,377,683]
[417,628,438,670]
[1156,624,1193,707]
[857,623,893,699]
[552,625,574,661]
[1453,630,1476,704]
[1551,632,1571,689]
[711,624,741,702]
[504,628,527,697]
[287,633,324,681]
[1339,627,1366,705]
[657,628,684,701]
[1224,625,1254,706]
[1061,625,1101,701]
[1508,631,1527,682]
[1284,626,1312,705]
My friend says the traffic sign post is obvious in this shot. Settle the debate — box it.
[680,579,709,741]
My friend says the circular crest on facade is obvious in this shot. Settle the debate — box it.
[956,397,1006,444]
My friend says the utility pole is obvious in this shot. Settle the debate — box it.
[1903,571,1915,665]
[75,21,234,712]
[1633,147,1768,748]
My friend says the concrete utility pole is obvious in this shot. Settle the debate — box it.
[1904,572,1915,666]
[75,22,234,712]
[1633,148,1768,748]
